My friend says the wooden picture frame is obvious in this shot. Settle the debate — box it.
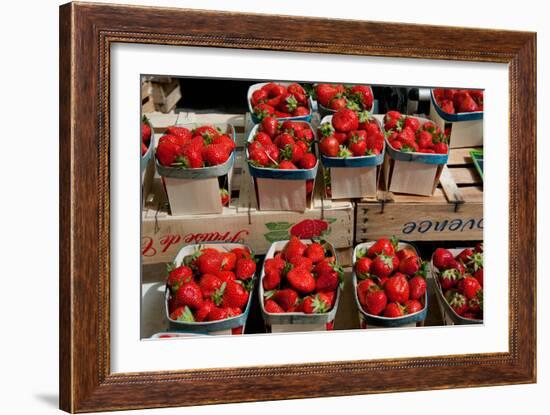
[59,2,536,412]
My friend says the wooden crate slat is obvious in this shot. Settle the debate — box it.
[448,166,481,185]
[447,147,481,165]
[439,166,465,203]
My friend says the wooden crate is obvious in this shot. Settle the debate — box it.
[355,147,483,242]
[141,77,182,114]
[141,112,354,265]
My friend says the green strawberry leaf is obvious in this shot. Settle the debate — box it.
[177,306,195,322]
[264,230,292,243]
[265,222,293,231]
[325,217,337,224]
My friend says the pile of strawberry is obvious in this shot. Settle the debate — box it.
[248,117,317,171]
[432,244,483,320]
[433,89,484,114]
[355,238,428,318]
[318,108,384,157]
[141,118,152,156]
[262,237,342,314]
[156,125,235,168]
[250,82,310,120]
[384,111,449,154]
[166,246,256,323]
[316,83,373,111]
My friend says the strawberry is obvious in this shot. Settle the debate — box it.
[439,268,461,290]
[194,125,220,140]
[305,242,325,263]
[274,133,295,149]
[170,306,195,322]
[404,299,423,314]
[299,153,317,169]
[384,273,410,304]
[235,258,256,280]
[288,83,306,96]
[329,96,347,111]
[384,302,405,318]
[446,291,469,316]
[251,89,268,106]
[349,136,367,157]
[364,288,387,315]
[166,126,192,142]
[403,117,421,132]
[264,257,286,274]
[220,280,249,309]
[289,255,313,271]
[283,236,307,261]
[207,307,229,321]
[316,84,339,107]
[271,289,299,311]
[254,131,273,147]
[315,268,340,292]
[195,300,215,322]
[249,148,269,166]
[367,238,396,258]
[371,254,395,279]
[302,294,331,314]
[320,136,340,157]
[254,103,276,120]
[332,108,359,133]
[212,134,235,153]
[264,144,280,162]
[355,257,373,278]
[349,85,373,110]
[286,267,315,294]
[167,265,193,293]
[433,142,449,154]
[141,142,148,156]
[409,275,427,300]
[357,278,377,306]
[433,248,455,270]
[281,142,305,164]
[458,276,482,300]
[231,247,252,260]
[199,273,223,299]
[221,252,237,271]
[468,294,482,314]
[141,122,152,144]
[474,268,483,287]
[314,257,337,276]
[220,188,230,206]
[396,248,417,261]
[290,219,329,239]
[156,141,182,166]
[175,281,203,309]
[385,111,403,121]
[217,270,236,283]
[197,251,223,274]
[398,255,420,276]
[263,269,281,291]
[264,299,285,313]
[261,117,280,137]
[277,160,295,169]
[202,143,230,166]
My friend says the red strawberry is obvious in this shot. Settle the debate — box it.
[320,136,340,157]
[202,143,230,166]
[290,219,329,239]
[156,141,182,166]
[446,291,469,316]
[283,236,307,261]
[271,289,299,311]
[199,273,223,299]
[235,258,256,280]
[288,83,306,96]
[299,153,317,169]
[302,294,331,314]
[458,276,482,300]
[349,136,367,157]
[314,257,337,275]
[384,302,405,318]
[385,111,403,121]
[286,267,315,294]
[409,275,427,300]
[213,134,235,153]
[221,252,237,271]
[439,268,461,290]
[433,248,455,270]
[264,257,286,274]
[278,160,297,169]
[195,300,215,322]
[474,268,483,287]
[316,84,339,107]
[468,294,482,313]
[289,255,313,271]
[170,306,195,322]
[315,268,340,292]
[141,142,148,156]
[217,270,236,283]
[332,108,359,133]
[293,106,310,116]
[384,273,410,304]
[194,125,220,140]
[167,265,193,293]
[355,257,373,278]
[403,117,421,132]
[197,251,223,274]
[364,288,387,315]
[166,126,192,141]
[263,269,281,291]
[207,306,229,321]
[249,148,269,166]
[281,142,305,164]
[350,85,373,109]
[231,247,251,260]
[367,238,396,258]
[329,96,347,111]
[371,254,395,279]
[254,103,276,120]
[399,255,420,276]
[255,131,273,147]
[404,299,423,314]
[251,88,268,106]
[274,133,295,149]
[396,248,417,261]
[433,142,449,154]
[305,242,325,263]
[141,122,152,144]
[357,278,377,306]
[264,299,285,313]
[261,117,280,137]
[220,280,249,309]
[175,281,203,309]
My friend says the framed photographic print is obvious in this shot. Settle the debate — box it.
[59,2,536,413]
